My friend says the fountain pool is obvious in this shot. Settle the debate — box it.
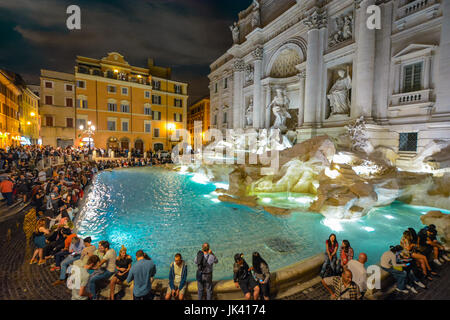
[75,167,449,281]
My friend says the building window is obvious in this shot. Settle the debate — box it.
[403,62,422,93]
[44,81,53,89]
[154,128,160,137]
[224,78,228,89]
[66,98,73,108]
[107,120,116,131]
[77,119,86,129]
[145,91,151,99]
[107,85,116,94]
[174,113,182,122]
[65,84,73,92]
[45,96,53,105]
[76,80,86,89]
[45,116,53,127]
[107,103,117,112]
[174,98,183,107]
[66,118,74,128]
[152,80,161,90]
[152,95,162,105]
[121,104,130,113]
[77,99,88,109]
[121,87,128,96]
[399,132,418,152]
[145,121,151,133]
[122,121,129,132]
[174,84,182,94]
[152,111,161,120]
[144,107,152,115]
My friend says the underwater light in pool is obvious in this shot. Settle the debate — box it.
[262,198,272,204]
[384,215,395,220]
[211,198,220,203]
[364,227,375,232]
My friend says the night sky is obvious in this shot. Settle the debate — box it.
[0,0,253,104]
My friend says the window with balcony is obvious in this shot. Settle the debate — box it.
[399,132,418,152]
[403,62,422,93]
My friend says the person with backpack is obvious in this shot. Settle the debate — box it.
[194,243,218,300]
[233,253,260,300]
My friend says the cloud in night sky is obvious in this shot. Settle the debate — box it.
[0,0,253,103]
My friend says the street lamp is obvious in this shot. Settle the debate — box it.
[79,121,96,152]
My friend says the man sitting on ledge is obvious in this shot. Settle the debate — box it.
[321,269,360,300]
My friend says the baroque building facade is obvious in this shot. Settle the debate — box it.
[209,0,450,165]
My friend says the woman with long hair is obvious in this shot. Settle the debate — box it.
[400,230,436,281]
[320,234,339,277]
[340,240,354,271]
[109,245,132,300]
[30,218,50,265]
[252,252,270,300]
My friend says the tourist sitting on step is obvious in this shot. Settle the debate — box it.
[339,240,354,274]
[53,235,85,286]
[110,245,132,300]
[233,253,260,300]
[165,253,188,301]
[321,269,360,300]
[400,229,436,281]
[320,234,339,278]
[251,252,270,300]
[419,224,450,266]
[88,241,117,300]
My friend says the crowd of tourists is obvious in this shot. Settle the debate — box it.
[2,144,449,301]
[319,226,450,300]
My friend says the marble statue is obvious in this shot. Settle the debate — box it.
[267,89,292,132]
[327,68,352,116]
[345,116,374,154]
[252,0,261,28]
[230,22,240,44]
[245,64,254,83]
[329,14,353,47]
[246,99,254,126]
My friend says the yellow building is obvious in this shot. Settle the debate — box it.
[16,80,40,145]
[0,69,21,148]
[187,97,210,147]
[40,70,76,147]
[74,52,188,152]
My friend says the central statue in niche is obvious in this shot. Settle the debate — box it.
[267,89,291,132]
[327,68,352,116]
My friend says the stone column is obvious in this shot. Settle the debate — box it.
[232,59,245,129]
[423,54,432,90]
[303,8,327,127]
[298,71,306,127]
[353,0,376,120]
[434,0,450,116]
[265,86,272,129]
[252,47,264,129]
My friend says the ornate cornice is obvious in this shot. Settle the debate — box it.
[303,8,327,30]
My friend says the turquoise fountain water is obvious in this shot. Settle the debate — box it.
[75,167,449,281]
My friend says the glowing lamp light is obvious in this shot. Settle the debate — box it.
[167,123,176,131]
[91,125,96,131]
[27,121,31,125]
[30,112,36,117]
[79,125,84,130]
[87,121,92,126]
[80,143,84,147]
[114,69,119,73]
[137,75,142,78]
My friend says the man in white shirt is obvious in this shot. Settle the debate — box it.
[346,253,367,298]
